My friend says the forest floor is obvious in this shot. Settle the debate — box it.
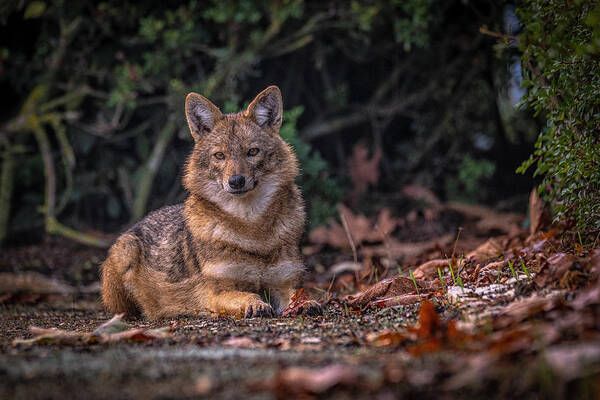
[1,189,599,399]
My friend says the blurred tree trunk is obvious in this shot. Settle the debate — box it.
[0,138,14,245]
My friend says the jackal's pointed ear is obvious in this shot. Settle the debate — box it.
[245,86,283,131]
[185,93,223,141]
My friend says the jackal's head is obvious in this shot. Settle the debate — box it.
[183,86,299,214]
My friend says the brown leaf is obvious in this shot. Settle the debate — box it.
[544,343,600,381]
[281,288,322,317]
[345,276,424,306]
[366,330,408,347]
[495,294,561,328]
[445,202,522,234]
[348,143,382,200]
[571,284,600,310]
[271,365,361,394]
[373,208,397,238]
[534,253,577,287]
[100,328,154,343]
[443,353,498,390]
[588,248,600,281]
[486,326,535,355]
[222,336,263,349]
[405,301,443,356]
[194,375,214,396]
[401,185,442,208]
[370,294,422,308]
[308,223,348,249]
[13,327,83,346]
[528,188,546,235]
[362,233,455,259]
[413,259,449,279]
[415,300,440,339]
[12,314,171,346]
[0,272,76,304]
[93,313,131,335]
[467,238,504,264]
[338,204,373,244]
[328,261,363,276]
[309,206,398,249]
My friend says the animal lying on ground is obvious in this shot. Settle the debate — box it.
[101,86,319,319]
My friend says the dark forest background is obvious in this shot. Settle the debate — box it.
[0,0,597,247]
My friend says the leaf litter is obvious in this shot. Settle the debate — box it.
[3,187,600,398]
[12,314,172,346]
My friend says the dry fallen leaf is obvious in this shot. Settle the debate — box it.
[495,294,561,328]
[270,365,361,394]
[12,314,171,346]
[194,375,214,396]
[370,294,423,308]
[571,284,600,310]
[308,205,398,250]
[0,272,76,304]
[366,330,408,347]
[413,259,450,279]
[13,327,83,346]
[281,288,322,317]
[445,202,522,234]
[328,261,363,276]
[467,238,505,264]
[544,343,600,381]
[362,233,455,259]
[415,300,440,339]
[528,188,546,236]
[222,336,263,348]
[401,184,442,208]
[345,276,426,307]
[534,252,577,287]
[348,143,382,201]
[374,208,397,238]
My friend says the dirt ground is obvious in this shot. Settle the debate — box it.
[4,299,592,400]
[1,302,418,399]
[2,202,600,399]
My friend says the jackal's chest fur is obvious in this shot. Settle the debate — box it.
[183,190,305,289]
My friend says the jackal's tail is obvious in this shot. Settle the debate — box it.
[101,233,140,315]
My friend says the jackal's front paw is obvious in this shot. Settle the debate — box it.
[244,299,274,318]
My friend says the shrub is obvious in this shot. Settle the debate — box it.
[517,0,600,236]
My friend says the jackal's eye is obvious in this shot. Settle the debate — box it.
[247,148,260,157]
[213,152,225,160]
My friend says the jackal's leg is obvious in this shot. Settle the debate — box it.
[268,286,295,315]
[210,290,274,318]
[101,233,140,316]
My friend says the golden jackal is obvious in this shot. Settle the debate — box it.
[101,86,314,319]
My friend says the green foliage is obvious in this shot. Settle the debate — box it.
[280,107,342,228]
[350,0,432,50]
[0,0,536,243]
[517,0,600,235]
[446,155,496,203]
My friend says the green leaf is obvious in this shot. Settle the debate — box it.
[24,1,46,19]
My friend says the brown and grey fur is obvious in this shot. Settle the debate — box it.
[101,86,310,319]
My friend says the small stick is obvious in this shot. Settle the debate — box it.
[338,206,360,287]
[450,226,463,261]
[339,206,358,264]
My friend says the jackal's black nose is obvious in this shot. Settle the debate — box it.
[228,175,246,189]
